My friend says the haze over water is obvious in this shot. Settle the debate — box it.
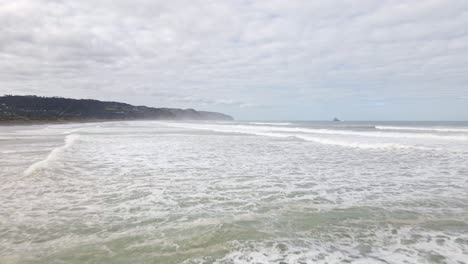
[1,121,468,263]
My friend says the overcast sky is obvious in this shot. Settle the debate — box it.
[1,0,467,120]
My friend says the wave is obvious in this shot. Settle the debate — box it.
[294,135,415,149]
[160,123,420,150]
[213,226,467,264]
[242,125,468,141]
[249,122,293,126]
[23,134,80,176]
[336,125,376,129]
[61,129,80,134]
[170,123,468,141]
[375,125,468,133]
[243,131,414,149]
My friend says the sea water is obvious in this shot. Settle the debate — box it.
[0,121,467,263]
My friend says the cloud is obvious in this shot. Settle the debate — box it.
[0,0,467,120]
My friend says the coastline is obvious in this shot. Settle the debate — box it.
[0,118,234,126]
[0,119,114,126]
[0,119,153,126]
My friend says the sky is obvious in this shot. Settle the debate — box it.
[1,0,467,120]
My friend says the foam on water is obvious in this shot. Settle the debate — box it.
[23,134,80,176]
[160,122,433,149]
[162,122,468,141]
[376,125,468,133]
[211,226,468,264]
[1,121,467,263]
[249,122,293,126]
[240,124,468,141]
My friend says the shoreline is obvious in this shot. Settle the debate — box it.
[0,118,234,126]
[0,119,159,126]
[0,119,121,126]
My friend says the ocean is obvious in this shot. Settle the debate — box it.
[1,120,467,263]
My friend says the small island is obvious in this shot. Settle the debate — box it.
[0,95,233,123]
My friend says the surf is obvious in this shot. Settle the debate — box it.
[170,123,468,141]
[375,125,468,133]
[159,122,422,150]
[23,134,80,176]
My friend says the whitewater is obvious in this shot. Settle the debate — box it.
[1,121,467,264]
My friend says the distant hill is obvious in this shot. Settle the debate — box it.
[0,95,233,123]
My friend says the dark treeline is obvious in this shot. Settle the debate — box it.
[0,95,233,122]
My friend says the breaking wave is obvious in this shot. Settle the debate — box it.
[249,122,293,126]
[376,125,468,133]
[23,134,80,176]
[244,125,468,141]
[160,123,420,149]
[171,123,468,141]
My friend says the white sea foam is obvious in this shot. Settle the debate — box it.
[242,124,468,141]
[376,125,468,133]
[61,129,80,134]
[213,227,468,264]
[23,134,80,175]
[160,122,426,149]
[2,121,467,263]
[295,135,416,149]
[164,122,468,142]
[249,131,414,149]
[249,122,293,126]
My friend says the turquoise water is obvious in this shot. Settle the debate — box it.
[1,121,467,263]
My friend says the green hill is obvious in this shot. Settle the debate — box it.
[0,95,233,122]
